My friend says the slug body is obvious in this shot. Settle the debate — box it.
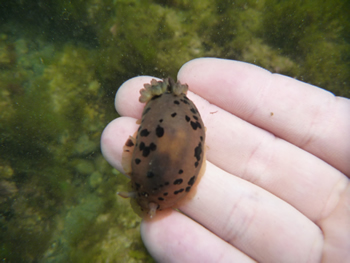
[120,78,205,218]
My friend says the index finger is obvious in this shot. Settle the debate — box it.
[178,58,350,176]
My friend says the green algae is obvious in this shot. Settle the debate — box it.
[0,0,349,262]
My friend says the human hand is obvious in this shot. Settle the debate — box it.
[101,58,350,262]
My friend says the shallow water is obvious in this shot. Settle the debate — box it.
[0,0,349,262]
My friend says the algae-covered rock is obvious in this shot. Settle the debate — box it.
[262,0,350,96]
[0,163,17,204]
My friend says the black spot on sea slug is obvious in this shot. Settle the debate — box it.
[156,125,164,138]
[142,148,150,157]
[180,99,189,104]
[149,143,156,151]
[190,108,197,114]
[173,179,183,185]
[140,129,150,137]
[174,100,180,105]
[147,171,155,178]
[193,115,198,120]
[194,142,202,161]
[190,121,202,130]
[185,115,190,122]
[194,161,199,167]
[163,192,168,196]
[178,169,183,174]
[139,142,145,151]
[164,182,169,186]
[134,182,141,190]
[171,112,177,117]
[190,121,198,130]
[174,189,184,195]
[142,142,157,157]
[185,186,191,192]
[188,176,196,186]
[135,158,141,164]
[159,119,163,123]
[158,197,164,201]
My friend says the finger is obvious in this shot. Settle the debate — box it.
[320,184,350,262]
[141,210,255,263]
[178,161,323,263]
[101,117,139,173]
[178,58,350,176]
[110,76,347,224]
[201,100,347,222]
[115,76,156,119]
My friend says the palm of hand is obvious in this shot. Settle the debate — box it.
[101,58,350,262]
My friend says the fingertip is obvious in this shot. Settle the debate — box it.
[101,117,139,172]
[115,76,161,118]
[177,58,270,99]
[141,210,194,262]
[140,209,253,262]
[140,209,177,262]
[178,57,264,81]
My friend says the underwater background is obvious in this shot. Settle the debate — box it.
[0,0,349,262]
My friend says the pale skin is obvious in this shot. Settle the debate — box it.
[101,58,350,262]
